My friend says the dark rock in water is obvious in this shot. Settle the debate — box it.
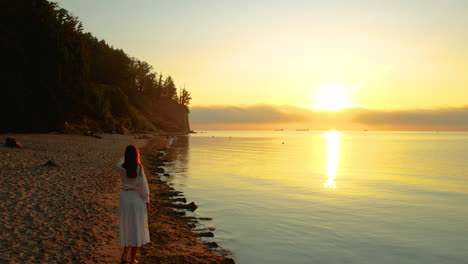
[195,232,214,237]
[160,191,183,197]
[94,135,103,139]
[5,138,23,148]
[223,257,236,264]
[172,202,198,211]
[205,242,219,248]
[186,202,198,211]
[163,173,170,176]
[196,217,213,221]
[43,160,61,167]
[171,197,187,203]
[194,227,216,232]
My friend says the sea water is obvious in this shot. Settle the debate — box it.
[160,131,468,264]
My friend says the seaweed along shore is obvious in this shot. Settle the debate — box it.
[139,135,235,264]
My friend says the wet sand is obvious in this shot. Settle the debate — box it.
[0,134,233,264]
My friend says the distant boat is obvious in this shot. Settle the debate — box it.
[296,129,309,131]
[274,129,284,131]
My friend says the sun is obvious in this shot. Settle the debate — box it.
[313,82,352,111]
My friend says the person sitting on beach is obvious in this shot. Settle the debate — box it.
[115,145,150,264]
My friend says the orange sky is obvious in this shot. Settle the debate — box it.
[57,0,468,130]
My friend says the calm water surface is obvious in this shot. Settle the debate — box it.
[160,131,468,264]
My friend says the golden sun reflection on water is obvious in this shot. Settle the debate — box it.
[322,130,343,189]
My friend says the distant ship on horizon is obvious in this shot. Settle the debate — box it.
[296,129,310,131]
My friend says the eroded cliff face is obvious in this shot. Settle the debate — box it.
[154,98,190,133]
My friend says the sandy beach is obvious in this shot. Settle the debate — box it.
[0,134,233,264]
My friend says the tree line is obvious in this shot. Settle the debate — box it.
[1,0,191,132]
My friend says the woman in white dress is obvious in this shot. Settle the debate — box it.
[115,145,150,264]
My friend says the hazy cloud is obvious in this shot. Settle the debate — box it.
[190,105,468,130]
[354,107,468,126]
[189,105,315,124]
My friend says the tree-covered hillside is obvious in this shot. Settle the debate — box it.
[1,0,191,133]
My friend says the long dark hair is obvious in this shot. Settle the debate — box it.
[122,145,141,178]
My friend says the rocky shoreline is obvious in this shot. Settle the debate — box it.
[139,135,235,264]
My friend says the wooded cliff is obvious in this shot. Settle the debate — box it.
[1,0,191,134]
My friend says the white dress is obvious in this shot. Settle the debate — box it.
[115,158,150,247]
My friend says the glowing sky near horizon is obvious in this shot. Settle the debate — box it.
[56,0,468,110]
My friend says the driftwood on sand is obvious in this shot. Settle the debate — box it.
[4,137,23,148]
